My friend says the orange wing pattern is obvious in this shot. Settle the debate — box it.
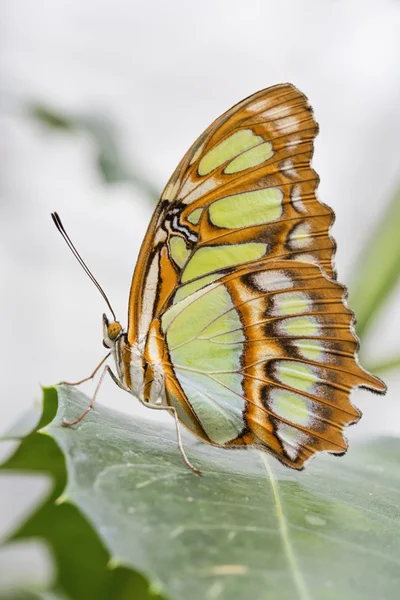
[128,84,333,345]
[125,83,385,469]
[219,260,383,467]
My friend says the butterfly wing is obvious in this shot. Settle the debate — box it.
[161,260,384,467]
[128,83,385,468]
[128,83,333,344]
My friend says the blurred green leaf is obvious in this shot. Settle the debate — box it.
[0,388,167,600]
[0,538,57,600]
[27,385,400,600]
[29,104,160,203]
[0,591,68,600]
[364,353,400,376]
[31,105,75,131]
[350,184,400,340]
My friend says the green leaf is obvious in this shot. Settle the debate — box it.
[350,184,400,339]
[0,388,167,600]
[35,385,400,600]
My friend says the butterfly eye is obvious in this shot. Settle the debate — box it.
[103,320,122,348]
[107,322,122,341]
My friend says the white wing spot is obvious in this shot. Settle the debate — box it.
[281,159,297,177]
[263,105,291,119]
[251,270,293,292]
[275,115,299,133]
[289,222,312,249]
[295,253,318,264]
[181,177,216,204]
[285,136,301,149]
[291,185,307,213]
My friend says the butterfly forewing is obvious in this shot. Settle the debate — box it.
[127,83,385,469]
[128,84,333,344]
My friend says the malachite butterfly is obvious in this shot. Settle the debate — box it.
[53,83,386,475]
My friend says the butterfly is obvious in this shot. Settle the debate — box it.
[53,83,386,475]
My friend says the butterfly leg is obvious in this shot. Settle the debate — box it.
[62,364,127,427]
[59,352,111,386]
[143,400,202,476]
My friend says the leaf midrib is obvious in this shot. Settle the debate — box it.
[260,452,312,600]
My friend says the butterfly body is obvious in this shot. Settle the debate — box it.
[58,83,386,472]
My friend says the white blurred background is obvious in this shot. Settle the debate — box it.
[1,0,400,545]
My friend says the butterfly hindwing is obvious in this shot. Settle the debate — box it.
[159,260,384,468]
[127,83,385,468]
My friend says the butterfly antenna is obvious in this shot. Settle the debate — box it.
[51,212,117,321]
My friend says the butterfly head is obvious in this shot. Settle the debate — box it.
[102,313,123,349]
